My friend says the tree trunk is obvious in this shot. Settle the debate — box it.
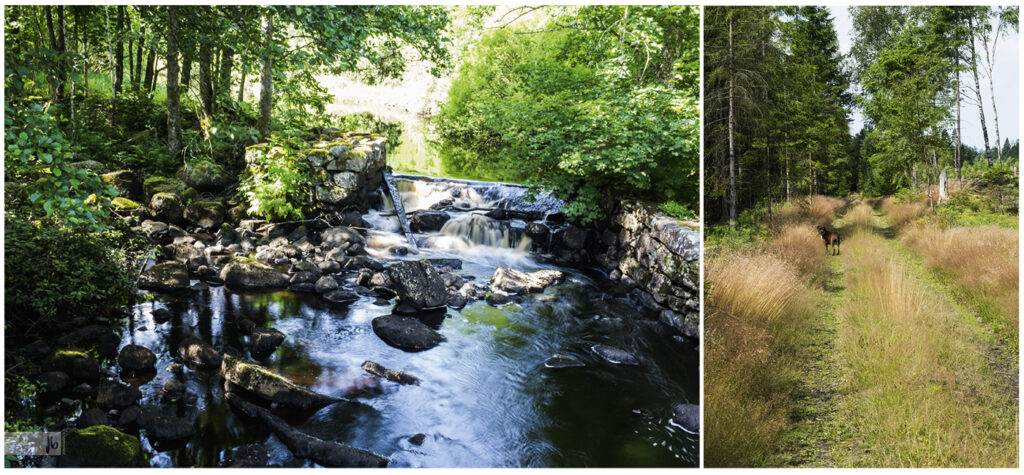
[766,141,773,229]
[218,46,234,103]
[727,16,737,227]
[939,168,949,200]
[57,6,67,101]
[181,53,192,92]
[955,56,962,185]
[77,8,88,97]
[114,6,124,95]
[45,6,57,98]
[238,69,247,103]
[127,33,134,89]
[167,6,182,159]
[144,48,156,95]
[984,26,1002,163]
[968,15,992,166]
[199,41,214,118]
[104,6,116,104]
[134,26,145,90]
[257,10,274,139]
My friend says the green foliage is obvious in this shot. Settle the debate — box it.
[434,6,699,224]
[659,200,697,220]
[237,139,314,221]
[336,112,403,149]
[4,101,117,231]
[3,214,148,326]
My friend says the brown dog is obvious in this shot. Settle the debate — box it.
[817,225,840,256]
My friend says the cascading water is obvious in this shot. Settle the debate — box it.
[99,173,696,468]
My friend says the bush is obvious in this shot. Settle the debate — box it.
[237,139,314,222]
[4,214,148,329]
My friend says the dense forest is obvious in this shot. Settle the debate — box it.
[704,5,1019,226]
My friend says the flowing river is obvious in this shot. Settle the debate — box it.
[118,175,698,467]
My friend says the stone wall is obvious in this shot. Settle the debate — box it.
[243,131,387,214]
[563,202,700,340]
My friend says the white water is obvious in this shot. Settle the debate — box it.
[364,176,556,271]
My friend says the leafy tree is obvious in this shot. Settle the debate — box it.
[434,6,699,224]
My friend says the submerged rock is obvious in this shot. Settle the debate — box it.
[63,425,142,467]
[371,315,445,352]
[177,337,222,368]
[221,355,341,411]
[220,258,289,289]
[96,383,142,410]
[152,308,173,324]
[590,344,640,366]
[225,391,387,467]
[361,360,420,385]
[138,261,190,292]
[141,414,195,445]
[490,266,565,294]
[323,289,360,304]
[249,328,286,356]
[671,403,699,434]
[228,443,271,468]
[118,344,157,372]
[387,260,448,310]
[544,354,585,369]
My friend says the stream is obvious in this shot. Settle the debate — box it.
[118,175,698,467]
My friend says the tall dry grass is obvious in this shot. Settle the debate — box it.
[808,195,846,224]
[843,203,876,231]
[705,250,818,467]
[902,224,1019,347]
[882,196,930,227]
[767,223,830,281]
[834,232,1018,467]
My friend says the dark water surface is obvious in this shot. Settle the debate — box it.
[119,254,697,467]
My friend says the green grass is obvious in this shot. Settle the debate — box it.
[830,231,1017,467]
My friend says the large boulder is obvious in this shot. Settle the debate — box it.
[221,355,341,411]
[138,261,190,292]
[184,201,226,230]
[490,266,565,294]
[220,258,288,289]
[43,350,99,384]
[101,170,142,201]
[63,425,142,467]
[177,337,222,368]
[176,159,230,191]
[149,192,183,223]
[408,210,451,232]
[387,260,448,310]
[118,345,156,372]
[320,226,364,249]
[143,176,187,198]
[371,315,445,352]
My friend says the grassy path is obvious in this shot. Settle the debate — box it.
[809,205,1019,467]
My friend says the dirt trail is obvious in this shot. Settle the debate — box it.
[776,202,1018,467]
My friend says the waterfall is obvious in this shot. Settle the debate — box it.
[440,214,521,248]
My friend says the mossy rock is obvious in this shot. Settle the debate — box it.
[176,159,230,191]
[149,192,183,223]
[101,170,142,201]
[221,355,341,410]
[143,176,187,198]
[181,187,199,204]
[184,200,226,230]
[220,257,288,289]
[111,197,144,216]
[64,425,142,467]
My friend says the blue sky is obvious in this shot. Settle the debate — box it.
[829,6,1019,150]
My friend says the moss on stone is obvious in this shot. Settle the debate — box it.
[55,349,90,359]
[111,197,141,210]
[143,176,186,196]
[64,425,142,467]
